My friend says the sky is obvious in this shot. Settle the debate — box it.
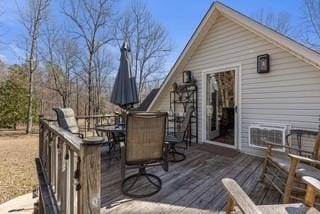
[0,0,306,68]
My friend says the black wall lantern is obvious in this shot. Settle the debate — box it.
[257,54,270,73]
[183,70,192,83]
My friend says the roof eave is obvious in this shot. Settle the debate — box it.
[216,3,320,69]
[147,2,219,111]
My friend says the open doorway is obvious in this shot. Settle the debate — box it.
[204,69,237,147]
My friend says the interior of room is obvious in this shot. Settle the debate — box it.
[206,70,235,146]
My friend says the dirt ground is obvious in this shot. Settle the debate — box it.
[0,130,38,204]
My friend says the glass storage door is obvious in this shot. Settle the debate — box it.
[206,74,219,140]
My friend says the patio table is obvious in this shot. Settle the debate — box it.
[95,125,126,159]
[95,125,126,134]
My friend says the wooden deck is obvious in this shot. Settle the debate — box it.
[100,143,281,213]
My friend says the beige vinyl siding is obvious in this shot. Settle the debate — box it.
[150,15,320,156]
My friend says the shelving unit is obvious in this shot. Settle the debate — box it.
[169,82,198,145]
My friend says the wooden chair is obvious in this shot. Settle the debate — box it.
[222,177,320,214]
[53,108,83,138]
[120,112,169,198]
[260,129,320,204]
[165,105,194,162]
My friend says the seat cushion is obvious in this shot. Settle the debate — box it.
[165,135,179,143]
[270,156,320,179]
[54,108,79,134]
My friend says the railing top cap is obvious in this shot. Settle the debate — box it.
[83,137,105,145]
[76,114,116,119]
[41,119,82,151]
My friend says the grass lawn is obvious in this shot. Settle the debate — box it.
[0,130,38,204]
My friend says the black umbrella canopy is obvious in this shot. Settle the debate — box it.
[110,41,139,109]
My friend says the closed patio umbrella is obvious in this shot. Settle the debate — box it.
[110,41,139,109]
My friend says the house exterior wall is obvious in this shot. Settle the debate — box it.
[150,15,320,156]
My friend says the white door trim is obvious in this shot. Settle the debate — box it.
[201,64,242,150]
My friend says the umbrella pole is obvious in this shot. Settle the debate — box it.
[120,107,127,126]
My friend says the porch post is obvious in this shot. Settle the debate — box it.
[79,137,104,214]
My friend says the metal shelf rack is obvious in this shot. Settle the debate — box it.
[169,82,198,145]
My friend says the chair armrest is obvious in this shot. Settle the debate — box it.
[302,176,320,207]
[263,139,312,154]
[120,141,125,149]
[72,132,84,139]
[263,139,286,148]
[264,139,297,150]
[222,178,261,214]
[163,141,169,153]
[120,142,126,159]
[288,154,320,165]
[263,139,290,156]
[302,176,320,192]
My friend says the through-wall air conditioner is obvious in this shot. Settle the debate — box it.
[249,123,290,152]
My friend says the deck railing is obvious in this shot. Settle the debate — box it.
[36,119,104,214]
[76,114,119,137]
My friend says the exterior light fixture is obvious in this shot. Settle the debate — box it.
[257,54,270,73]
[183,70,192,83]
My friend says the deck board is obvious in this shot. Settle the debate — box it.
[100,143,281,213]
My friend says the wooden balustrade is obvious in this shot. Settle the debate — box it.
[36,119,104,214]
[76,114,120,137]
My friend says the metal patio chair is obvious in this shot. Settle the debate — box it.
[95,113,125,160]
[120,112,169,198]
[53,108,83,138]
[165,105,194,162]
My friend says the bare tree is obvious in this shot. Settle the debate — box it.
[62,0,114,116]
[42,23,79,108]
[17,0,50,133]
[253,9,292,36]
[115,1,171,99]
[301,0,320,51]
[93,48,114,114]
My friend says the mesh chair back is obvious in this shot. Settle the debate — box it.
[53,108,80,134]
[126,112,167,164]
[176,106,194,141]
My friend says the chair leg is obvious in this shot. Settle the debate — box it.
[260,145,272,183]
[169,143,185,162]
[120,163,125,182]
[283,158,299,203]
[121,166,162,198]
[305,184,316,207]
[108,143,113,161]
[226,195,235,214]
[120,143,126,181]
[260,158,268,182]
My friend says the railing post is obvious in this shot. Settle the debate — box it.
[39,120,44,159]
[79,137,104,214]
[37,119,44,214]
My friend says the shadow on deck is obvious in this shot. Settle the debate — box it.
[100,143,281,213]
